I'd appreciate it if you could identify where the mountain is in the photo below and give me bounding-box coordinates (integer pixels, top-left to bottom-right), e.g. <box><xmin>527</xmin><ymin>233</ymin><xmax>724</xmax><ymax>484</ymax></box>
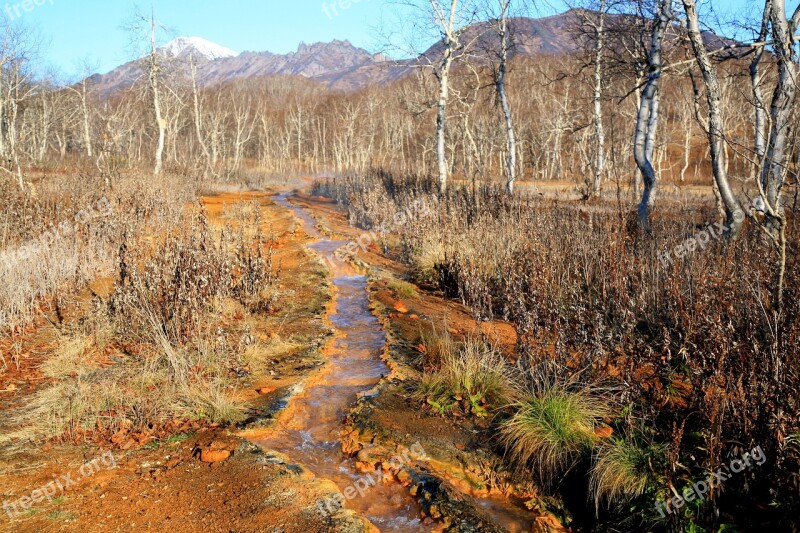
<box><xmin>162</xmin><ymin>37</ymin><xmax>239</xmax><ymax>61</ymax></box>
<box><xmin>198</xmin><ymin>40</ymin><xmax>384</xmax><ymax>85</ymax></box>
<box><xmin>86</xmin><ymin>11</ymin><xmax>742</xmax><ymax>97</ymax></box>
<box><xmin>87</xmin><ymin>38</ymin><xmax>388</xmax><ymax>98</ymax></box>
<box><xmin>85</xmin><ymin>11</ymin><xmax>614</xmax><ymax>97</ymax></box>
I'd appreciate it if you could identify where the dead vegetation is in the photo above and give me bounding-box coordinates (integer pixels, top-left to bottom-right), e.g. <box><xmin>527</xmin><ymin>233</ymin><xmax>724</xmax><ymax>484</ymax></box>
<box><xmin>320</xmin><ymin>170</ymin><xmax>800</xmax><ymax>530</ymax></box>
<box><xmin>0</xmin><ymin>172</ymin><xmax>294</xmax><ymax>450</ymax></box>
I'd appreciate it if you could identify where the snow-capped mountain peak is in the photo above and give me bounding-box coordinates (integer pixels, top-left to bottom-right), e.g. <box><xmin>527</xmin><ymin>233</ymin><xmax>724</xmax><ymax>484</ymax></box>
<box><xmin>162</xmin><ymin>37</ymin><xmax>238</xmax><ymax>60</ymax></box>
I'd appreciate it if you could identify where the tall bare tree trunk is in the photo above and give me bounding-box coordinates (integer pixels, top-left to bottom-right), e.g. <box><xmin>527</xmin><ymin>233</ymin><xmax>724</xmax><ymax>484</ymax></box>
<box><xmin>149</xmin><ymin>11</ymin><xmax>165</xmax><ymax>178</ymax></box>
<box><xmin>760</xmin><ymin>0</ymin><xmax>799</xmax><ymax>223</ymax></box>
<box><xmin>750</xmin><ymin>0</ymin><xmax>771</xmax><ymax>180</ymax></box>
<box><xmin>494</xmin><ymin>0</ymin><xmax>517</xmax><ymax>194</ymax></box>
<box><xmin>682</xmin><ymin>0</ymin><xmax>745</xmax><ymax>237</ymax></box>
<box><xmin>190</xmin><ymin>53</ymin><xmax>212</xmax><ymax>175</ymax></box>
<box><xmin>78</xmin><ymin>74</ymin><xmax>93</xmax><ymax>159</ymax></box>
<box><xmin>590</xmin><ymin>0</ymin><xmax>607</xmax><ymax>197</ymax></box>
<box><xmin>634</xmin><ymin>0</ymin><xmax>672</xmax><ymax>230</ymax></box>
<box><xmin>758</xmin><ymin>0</ymin><xmax>798</xmax><ymax>313</ymax></box>
<box><xmin>433</xmin><ymin>0</ymin><xmax>459</xmax><ymax>194</ymax></box>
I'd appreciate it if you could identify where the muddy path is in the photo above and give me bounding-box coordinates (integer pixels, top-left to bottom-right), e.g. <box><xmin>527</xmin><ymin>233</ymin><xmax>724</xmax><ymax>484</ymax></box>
<box><xmin>251</xmin><ymin>193</ymin><xmax>545</xmax><ymax>532</ymax></box>
<box><xmin>253</xmin><ymin>193</ymin><xmax>430</xmax><ymax>531</ymax></box>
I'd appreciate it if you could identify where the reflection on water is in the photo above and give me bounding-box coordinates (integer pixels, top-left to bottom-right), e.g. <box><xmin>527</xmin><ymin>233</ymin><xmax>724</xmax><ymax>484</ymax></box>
<box><xmin>257</xmin><ymin>193</ymin><xmax>537</xmax><ymax>532</ymax></box>
<box><xmin>256</xmin><ymin>194</ymin><xmax>430</xmax><ymax>531</ymax></box>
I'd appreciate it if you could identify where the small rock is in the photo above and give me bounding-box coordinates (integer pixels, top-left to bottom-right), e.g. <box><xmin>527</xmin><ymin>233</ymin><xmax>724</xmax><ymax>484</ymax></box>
<box><xmin>257</xmin><ymin>387</ymin><xmax>276</xmax><ymax>395</ymax></box>
<box><xmin>594</xmin><ymin>426</ymin><xmax>613</xmax><ymax>439</ymax></box>
<box><xmin>200</xmin><ymin>449</ymin><xmax>231</xmax><ymax>463</ymax></box>
<box><xmin>111</xmin><ymin>430</ymin><xmax>128</xmax><ymax>444</ymax></box>
<box><xmin>166</xmin><ymin>456</ymin><xmax>182</xmax><ymax>469</ymax></box>
<box><xmin>393</xmin><ymin>301</ymin><xmax>410</xmax><ymax>314</ymax></box>
<box><xmin>396</xmin><ymin>469</ymin><xmax>411</xmax><ymax>485</ymax></box>
<box><xmin>355</xmin><ymin>461</ymin><xmax>374</xmax><ymax>474</ymax></box>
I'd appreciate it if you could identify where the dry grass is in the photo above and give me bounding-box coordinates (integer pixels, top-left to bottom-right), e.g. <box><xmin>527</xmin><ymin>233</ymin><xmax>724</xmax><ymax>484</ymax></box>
<box><xmin>419</xmin><ymin>324</ymin><xmax>458</xmax><ymax>367</ymax></box>
<box><xmin>0</xmin><ymin>227</ymin><xmax>114</xmax><ymax>335</ymax></box>
<box><xmin>416</xmin><ymin>335</ymin><xmax>514</xmax><ymax>417</ymax></box>
<box><xmin>242</xmin><ymin>335</ymin><xmax>303</xmax><ymax>374</ymax></box>
<box><xmin>387</xmin><ymin>278</ymin><xmax>417</xmax><ymax>299</ymax></box>
<box><xmin>40</xmin><ymin>333</ymin><xmax>95</xmax><ymax>380</ymax></box>
<box><xmin>1</xmin><ymin>177</ymin><xmax>281</xmax><ymax>446</ymax></box>
<box><xmin>0</xmin><ymin>171</ymin><xmax>197</xmax><ymax>337</ymax></box>
<box><xmin>590</xmin><ymin>437</ymin><xmax>666</xmax><ymax>511</ymax></box>
<box><xmin>3</xmin><ymin>318</ymin><xmax>248</xmax><ymax>446</ymax></box>
<box><xmin>501</xmin><ymin>377</ymin><xmax>612</xmax><ymax>484</ymax></box>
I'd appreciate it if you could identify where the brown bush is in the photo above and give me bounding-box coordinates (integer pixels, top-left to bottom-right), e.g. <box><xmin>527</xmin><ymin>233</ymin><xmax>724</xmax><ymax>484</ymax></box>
<box><xmin>320</xmin><ymin>170</ymin><xmax>800</xmax><ymax>530</ymax></box>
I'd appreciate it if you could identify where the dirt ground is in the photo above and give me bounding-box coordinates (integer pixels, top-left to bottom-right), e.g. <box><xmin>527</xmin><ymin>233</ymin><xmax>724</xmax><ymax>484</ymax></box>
<box><xmin>0</xmin><ymin>189</ymin><xmax>564</xmax><ymax>533</ymax></box>
<box><xmin>0</xmin><ymin>191</ymin><xmax>372</xmax><ymax>533</ymax></box>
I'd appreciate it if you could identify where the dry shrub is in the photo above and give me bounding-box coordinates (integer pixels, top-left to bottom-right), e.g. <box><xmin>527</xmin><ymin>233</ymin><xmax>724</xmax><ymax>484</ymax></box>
<box><xmin>0</xmin><ymin>171</ymin><xmax>198</xmax><ymax>338</ymax></box>
<box><xmin>111</xmin><ymin>213</ymin><xmax>233</xmax><ymax>345</ymax></box>
<box><xmin>1</xmin><ymin>177</ymin><xmax>281</xmax><ymax>445</ymax></box>
<box><xmin>320</xmin><ymin>170</ymin><xmax>800</xmax><ymax>527</ymax></box>
<box><xmin>111</xmin><ymin>209</ymin><xmax>276</xmax><ymax>346</ymax></box>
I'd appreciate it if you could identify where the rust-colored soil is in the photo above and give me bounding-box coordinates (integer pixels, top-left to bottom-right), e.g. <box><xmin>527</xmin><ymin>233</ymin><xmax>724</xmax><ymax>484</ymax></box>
<box><xmin>1</xmin><ymin>189</ymin><xmax>565</xmax><ymax>533</ymax></box>
<box><xmin>0</xmin><ymin>430</ymin><xmax>358</xmax><ymax>532</ymax></box>
<box><xmin>0</xmin><ymin>190</ymin><xmax>364</xmax><ymax>533</ymax></box>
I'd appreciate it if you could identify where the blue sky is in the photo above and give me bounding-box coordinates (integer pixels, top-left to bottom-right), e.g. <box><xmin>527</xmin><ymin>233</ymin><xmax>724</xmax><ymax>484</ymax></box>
<box><xmin>4</xmin><ymin>0</ymin><xmax>790</xmax><ymax>81</ymax></box>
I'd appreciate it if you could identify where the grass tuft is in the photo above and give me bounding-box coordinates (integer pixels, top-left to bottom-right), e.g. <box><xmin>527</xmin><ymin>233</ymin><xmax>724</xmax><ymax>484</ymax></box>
<box><xmin>416</xmin><ymin>336</ymin><xmax>513</xmax><ymax>417</ymax></box>
<box><xmin>501</xmin><ymin>377</ymin><xmax>612</xmax><ymax>483</ymax></box>
<box><xmin>590</xmin><ymin>437</ymin><xmax>666</xmax><ymax>511</ymax></box>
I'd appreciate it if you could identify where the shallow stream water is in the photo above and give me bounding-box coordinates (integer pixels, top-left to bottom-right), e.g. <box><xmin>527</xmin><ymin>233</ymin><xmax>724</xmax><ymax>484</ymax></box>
<box><xmin>256</xmin><ymin>193</ymin><xmax>535</xmax><ymax>532</ymax></box>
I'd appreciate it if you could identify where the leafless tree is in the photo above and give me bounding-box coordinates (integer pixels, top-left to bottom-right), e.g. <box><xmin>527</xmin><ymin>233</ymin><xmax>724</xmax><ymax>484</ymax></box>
<box><xmin>66</xmin><ymin>62</ymin><xmax>96</xmax><ymax>159</ymax></box>
<box><xmin>0</xmin><ymin>21</ymin><xmax>38</xmax><ymax>191</ymax></box>
<box><xmin>750</xmin><ymin>0</ymin><xmax>771</xmax><ymax>181</ymax></box>
<box><xmin>759</xmin><ymin>0</ymin><xmax>799</xmax><ymax>227</ymax></box>
<box><xmin>483</xmin><ymin>0</ymin><xmax>519</xmax><ymax>193</ymax></box>
<box><xmin>574</xmin><ymin>0</ymin><xmax>617</xmax><ymax>197</ymax></box>
<box><xmin>633</xmin><ymin>0</ymin><xmax>673</xmax><ymax>230</ymax></box>
<box><xmin>681</xmin><ymin>0</ymin><xmax>745</xmax><ymax>236</ymax></box>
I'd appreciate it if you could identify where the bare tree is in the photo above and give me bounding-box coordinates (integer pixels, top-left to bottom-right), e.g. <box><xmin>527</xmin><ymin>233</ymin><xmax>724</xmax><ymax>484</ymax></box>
<box><xmin>0</xmin><ymin>21</ymin><xmax>37</xmax><ymax>191</ymax></box>
<box><xmin>148</xmin><ymin>10</ymin><xmax>166</xmax><ymax>177</ymax></box>
<box><xmin>486</xmin><ymin>0</ymin><xmax>518</xmax><ymax>194</ymax></box>
<box><xmin>395</xmin><ymin>0</ymin><xmax>479</xmax><ymax>192</ymax></box>
<box><xmin>750</xmin><ymin>0</ymin><xmax>771</xmax><ymax>180</ymax></box>
<box><xmin>189</xmin><ymin>53</ymin><xmax>212</xmax><ymax>176</ymax></box>
<box><xmin>746</xmin><ymin>0</ymin><xmax>800</xmax><ymax>313</ymax></box>
<box><xmin>681</xmin><ymin>0</ymin><xmax>745</xmax><ymax>237</ymax></box>
<box><xmin>431</xmin><ymin>0</ymin><xmax>463</xmax><ymax>193</ymax></box>
<box><xmin>759</xmin><ymin>0</ymin><xmax>799</xmax><ymax>226</ymax></box>
<box><xmin>66</xmin><ymin>62</ymin><xmax>96</xmax><ymax>159</ymax></box>
<box><xmin>123</xmin><ymin>8</ymin><xmax>169</xmax><ymax>177</ymax></box>
<box><xmin>575</xmin><ymin>0</ymin><xmax>613</xmax><ymax>197</ymax></box>
<box><xmin>634</xmin><ymin>0</ymin><xmax>673</xmax><ymax>230</ymax></box>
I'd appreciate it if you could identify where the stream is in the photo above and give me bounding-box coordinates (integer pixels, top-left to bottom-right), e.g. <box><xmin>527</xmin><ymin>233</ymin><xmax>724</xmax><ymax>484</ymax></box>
<box><xmin>255</xmin><ymin>193</ymin><xmax>535</xmax><ymax>532</ymax></box>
